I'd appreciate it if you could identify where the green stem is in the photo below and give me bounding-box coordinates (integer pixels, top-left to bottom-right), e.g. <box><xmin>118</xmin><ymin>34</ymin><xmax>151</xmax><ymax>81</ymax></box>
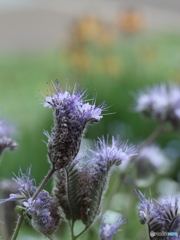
<box><xmin>32</xmin><ymin>167</ymin><xmax>56</xmax><ymax>201</ymax></box>
<box><xmin>69</xmin><ymin>221</ymin><xmax>75</xmax><ymax>240</ymax></box>
<box><xmin>48</xmin><ymin>235</ymin><xmax>55</xmax><ymax>240</ymax></box>
<box><xmin>74</xmin><ymin>226</ymin><xmax>89</xmax><ymax>240</ymax></box>
<box><xmin>104</xmin><ymin>173</ymin><xmax>125</xmax><ymax>210</ymax></box>
<box><xmin>11</xmin><ymin>214</ymin><xmax>24</xmax><ymax>240</ymax></box>
<box><xmin>69</xmin><ymin>219</ymin><xmax>89</xmax><ymax>240</ymax></box>
<box><xmin>139</xmin><ymin>122</ymin><xmax>165</xmax><ymax>151</ymax></box>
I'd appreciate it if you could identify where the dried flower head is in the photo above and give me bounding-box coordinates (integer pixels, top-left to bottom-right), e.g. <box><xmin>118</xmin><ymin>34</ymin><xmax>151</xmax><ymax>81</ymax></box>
<box><xmin>0</xmin><ymin>119</ymin><xmax>17</xmax><ymax>158</ymax></box>
<box><xmin>53</xmin><ymin>136</ymin><xmax>137</xmax><ymax>227</ymax></box>
<box><xmin>135</xmin><ymin>189</ymin><xmax>180</xmax><ymax>239</ymax></box>
<box><xmin>43</xmin><ymin>80</ymin><xmax>107</xmax><ymax>169</ymax></box>
<box><xmin>0</xmin><ymin>168</ymin><xmax>60</xmax><ymax>237</ymax></box>
<box><xmin>135</xmin><ymin>83</ymin><xmax>180</xmax><ymax>128</ymax></box>
<box><xmin>100</xmin><ymin>213</ymin><xmax>126</xmax><ymax>240</ymax></box>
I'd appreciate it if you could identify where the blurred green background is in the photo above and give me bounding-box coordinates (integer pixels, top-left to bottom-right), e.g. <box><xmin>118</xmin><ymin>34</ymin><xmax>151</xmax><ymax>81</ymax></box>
<box><xmin>1</xmin><ymin>1</ymin><xmax>180</xmax><ymax>239</ymax></box>
<box><xmin>1</xmin><ymin>32</ymin><xmax>180</xmax><ymax>183</ymax></box>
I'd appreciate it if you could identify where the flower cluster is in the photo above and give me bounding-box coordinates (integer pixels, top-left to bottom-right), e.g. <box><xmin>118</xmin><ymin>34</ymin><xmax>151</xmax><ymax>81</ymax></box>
<box><xmin>135</xmin><ymin>189</ymin><xmax>180</xmax><ymax>240</ymax></box>
<box><xmin>0</xmin><ymin>168</ymin><xmax>60</xmax><ymax>237</ymax></box>
<box><xmin>43</xmin><ymin>81</ymin><xmax>107</xmax><ymax>169</ymax></box>
<box><xmin>0</xmin><ymin>80</ymin><xmax>140</xmax><ymax>240</ymax></box>
<box><xmin>135</xmin><ymin>83</ymin><xmax>180</xmax><ymax>128</ymax></box>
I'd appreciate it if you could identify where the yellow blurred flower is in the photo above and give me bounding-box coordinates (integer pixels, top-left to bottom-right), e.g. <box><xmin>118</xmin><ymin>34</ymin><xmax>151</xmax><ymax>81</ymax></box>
<box><xmin>75</xmin><ymin>15</ymin><xmax>102</xmax><ymax>42</ymax></box>
<box><xmin>68</xmin><ymin>14</ymin><xmax>112</xmax><ymax>46</ymax></box>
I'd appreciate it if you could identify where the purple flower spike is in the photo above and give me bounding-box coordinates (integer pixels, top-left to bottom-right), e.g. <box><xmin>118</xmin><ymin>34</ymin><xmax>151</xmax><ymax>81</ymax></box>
<box><xmin>100</xmin><ymin>213</ymin><xmax>126</xmax><ymax>240</ymax></box>
<box><xmin>42</xmin><ymin>81</ymin><xmax>107</xmax><ymax>169</ymax></box>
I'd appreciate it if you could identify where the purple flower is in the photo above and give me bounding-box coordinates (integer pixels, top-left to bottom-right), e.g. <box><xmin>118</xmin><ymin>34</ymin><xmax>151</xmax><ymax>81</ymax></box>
<box><xmin>28</xmin><ymin>190</ymin><xmax>60</xmax><ymax>237</ymax></box>
<box><xmin>0</xmin><ymin>118</ymin><xmax>17</xmax><ymax>158</ymax></box>
<box><xmin>135</xmin><ymin>189</ymin><xmax>180</xmax><ymax>239</ymax></box>
<box><xmin>135</xmin><ymin>189</ymin><xmax>155</xmax><ymax>225</ymax></box>
<box><xmin>42</xmin><ymin>81</ymin><xmax>107</xmax><ymax>169</ymax></box>
<box><xmin>135</xmin><ymin>83</ymin><xmax>180</xmax><ymax>128</ymax></box>
<box><xmin>87</xmin><ymin>136</ymin><xmax>137</xmax><ymax>173</ymax></box>
<box><xmin>0</xmin><ymin>119</ymin><xmax>14</xmax><ymax>137</ymax></box>
<box><xmin>135</xmin><ymin>145</ymin><xmax>168</xmax><ymax>186</ymax></box>
<box><xmin>0</xmin><ymin>168</ymin><xmax>60</xmax><ymax>237</ymax></box>
<box><xmin>100</xmin><ymin>213</ymin><xmax>126</xmax><ymax>240</ymax></box>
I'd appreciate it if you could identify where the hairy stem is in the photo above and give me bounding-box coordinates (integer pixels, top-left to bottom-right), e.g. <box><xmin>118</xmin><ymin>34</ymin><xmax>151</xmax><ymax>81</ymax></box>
<box><xmin>32</xmin><ymin>167</ymin><xmax>56</xmax><ymax>201</ymax></box>
<box><xmin>139</xmin><ymin>122</ymin><xmax>165</xmax><ymax>151</ymax></box>
<box><xmin>69</xmin><ymin>221</ymin><xmax>76</xmax><ymax>240</ymax></box>
<box><xmin>69</xmin><ymin>219</ymin><xmax>88</xmax><ymax>240</ymax></box>
<box><xmin>48</xmin><ymin>236</ymin><xmax>55</xmax><ymax>240</ymax></box>
<box><xmin>74</xmin><ymin>226</ymin><xmax>89</xmax><ymax>239</ymax></box>
<box><xmin>104</xmin><ymin>173</ymin><xmax>125</xmax><ymax>210</ymax></box>
<box><xmin>11</xmin><ymin>214</ymin><xmax>24</xmax><ymax>240</ymax></box>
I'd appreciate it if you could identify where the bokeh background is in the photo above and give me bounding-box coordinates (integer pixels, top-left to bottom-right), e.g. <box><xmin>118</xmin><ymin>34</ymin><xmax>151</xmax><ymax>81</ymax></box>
<box><xmin>1</xmin><ymin>0</ymin><xmax>180</xmax><ymax>239</ymax></box>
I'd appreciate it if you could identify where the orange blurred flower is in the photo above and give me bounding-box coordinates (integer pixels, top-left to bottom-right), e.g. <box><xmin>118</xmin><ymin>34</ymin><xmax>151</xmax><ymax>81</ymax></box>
<box><xmin>117</xmin><ymin>8</ymin><xmax>145</xmax><ymax>33</ymax></box>
<box><xmin>69</xmin><ymin>15</ymin><xmax>112</xmax><ymax>46</ymax></box>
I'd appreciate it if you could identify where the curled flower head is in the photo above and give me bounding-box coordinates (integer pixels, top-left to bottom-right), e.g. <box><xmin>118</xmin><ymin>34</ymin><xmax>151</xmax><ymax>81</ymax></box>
<box><xmin>0</xmin><ymin>168</ymin><xmax>60</xmax><ymax>237</ymax></box>
<box><xmin>135</xmin><ymin>83</ymin><xmax>180</xmax><ymax>128</ymax></box>
<box><xmin>135</xmin><ymin>189</ymin><xmax>180</xmax><ymax>239</ymax></box>
<box><xmin>42</xmin><ymin>80</ymin><xmax>107</xmax><ymax>169</ymax></box>
<box><xmin>100</xmin><ymin>213</ymin><xmax>126</xmax><ymax>240</ymax></box>
<box><xmin>53</xmin><ymin>136</ymin><xmax>136</xmax><ymax>227</ymax></box>
<box><xmin>80</xmin><ymin>136</ymin><xmax>136</xmax><ymax>225</ymax></box>
<box><xmin>0</xmin><ymin>118</ymin><xmax>17</xmax><ymax>158</ymax></box>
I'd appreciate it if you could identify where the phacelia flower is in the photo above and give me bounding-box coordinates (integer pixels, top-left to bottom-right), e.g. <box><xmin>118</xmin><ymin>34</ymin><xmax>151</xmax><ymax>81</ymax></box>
<box><xmin>100</xmin><ymin>213</ymin><xmax>126</xmax><ymax>240</ymax></box>
<box><xmin>135</xmin><ymin>189</ymin><xmax>180</xmax><ymax>240</ymax></box>
<box><xmin>0</xmin><ymin>168</ymin><xmax>60</xmax><ymax>237</ymax></box>
<box><xmin>135</xmin><ymin>145</ymin><xmax>168</xmax><ymax>185</ymax></box>
<box><xmin>0</xmin><ymin>118</ymin><xmax>17</xmax><ymax>158</ymax></box>
<box><xmin>43</xmin><ymin>80</ymin><xmax>107</xmax><ymax>169</ymax></box>
<box><xmin>135</xmin><ymin>83</ymin><xmax>180</xmax><ymax>128</ymax></box>
<box><xmin>88</xmin><ymin>136</ymin><xmax>137</xmax><ymax>173</ymax></box>
<box><xmin>53</xmin><ymin>136</ymin><xmax>137</xmax><ymax>227</ymax></box>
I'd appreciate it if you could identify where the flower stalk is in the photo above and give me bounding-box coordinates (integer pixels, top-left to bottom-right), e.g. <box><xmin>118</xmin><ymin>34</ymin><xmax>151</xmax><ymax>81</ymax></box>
<box><xmin>139</xmin><ymin>122</ymin><xmax>165</xmax><ymax>151</ymax></box>
<box><xmin>11</xmin><ymin>214</ymin><xmax>24</xmax><ymax>240</ymax></box>
<box><xmin>32</xmin><ymin>167</ymin><xmax>56</xmax><ymax>201</ymax></box>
